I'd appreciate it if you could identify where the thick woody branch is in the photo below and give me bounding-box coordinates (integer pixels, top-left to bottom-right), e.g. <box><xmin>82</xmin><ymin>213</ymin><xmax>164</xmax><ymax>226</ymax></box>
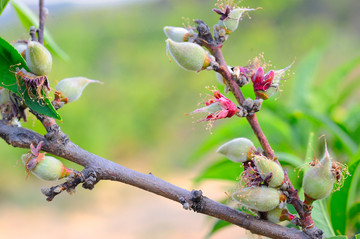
<box><xmin>0</xmin><ymin>120</ymin><xmax>308</xmax><ymax>239</ymax></box>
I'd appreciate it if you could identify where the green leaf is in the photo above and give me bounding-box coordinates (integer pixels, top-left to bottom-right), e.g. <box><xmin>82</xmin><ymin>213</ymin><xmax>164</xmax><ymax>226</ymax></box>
<box><xmin>206</xmin><ymin>220</ymin><xmax>231</xmax><ymax>238</ymax></box>
<box><xmin>312</xmin><ymin>200</ymin><xmax>336</xmax><ymax>237</ymax></box>
<box><xmin>325</xmin><ymin>236</ymin><xmax>348</xmax><ymax>239</ymax></box>
<box><xmin>277</xmin><ymin>152</ymin><xmax>303</xmax><ymax>167</ymax></box>
<box><xmin>323</xmin><ymin>56</ymin><xmax>360</xmax><ymax>110</ymax></box>
<box><xmin>0</xmin><ymin>0</ymin><xmax>9</xmax><ymax>15</ymax></box>
<box><xmin>348</xmin><ymin>202</ymin><xmax>360</xmax><ymax>221</ymax></box>
<box><xmin>0</xmin><ymin>37</ymin><xmax>62</xmax><ymax>120</ymax></box>
<box><xmin>10</xmin><ymin>0</ymin><xmax>69</xmax><ymax>61</ymax></box>
<box><xmin>290</xmin><ymin>46</ymin><xmax>325</xmax><ymax>110</ymax></box>
<box><xmin>304</xmin><ymin>111</ymin><xmax>358</xmax><ymax>155</ymax></box>
<box><xmin>355</xmin><ymin>234</ymin><xmax>360</xmax><ymax>239</ymax></box>
<box><xmin>195</xmin><ymin>158</ymin><xmax>243</xmax><ymax>182</ymax></box>
<box><xmin>329</xmin><ymin>159</ymin><xmax>360</xmax><ymax>235</ymax></box>
<box><xmin>187</xmin><ymin>119</ymin><xmax>249</xmax><ymax>165</ymax></box>
<box><xmin>304</xmin><ymin>132</ymin><xmax>315</xmax><ymax>164</ymax></box>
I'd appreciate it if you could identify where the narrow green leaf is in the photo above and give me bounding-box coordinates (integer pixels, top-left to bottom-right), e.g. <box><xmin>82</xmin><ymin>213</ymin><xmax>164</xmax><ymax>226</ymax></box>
<box><xmin>290</xmin><ymin>46</ymin><xmax>325</xmax><ymax>110</ymax></box>
<box><xmin>305</xmin><ymin>132</ymin><xmax>315</xmax><ymax>164</ymax></box>
<box><xmin>187</xmin><ymin>119</ymin><xmax>249</xmax><ymax>165</ymax></box>
<box><xmin>312</xmin><ymin>200</ymin><xmax>336</xmax><ymax>237</ymax></box>
<box><xmin>355</xmin><ymin>234</ymin><xmax>360</xmax><ymax>239</ymax></box>
<box><xmin>329</xmin><ymin>159</ymin><xmax>360</xmax><ymax>235</ymax></box>
<box><xmin>277</xmin><ymin>152</ymin><xmax>303</xmax><ymax>167</ymax></box>
<box><xmin>323</xmin><ymin>56</ymin><xmax>360</xmax><ymax>109</ymax></box>
<box><xmin>325</xmin><ymin>236</ymin><xmax>348</xmax><ymax>239</ymax></box>
<box><xmin>348</xmin><ymin>202</ymin><xmax>360</xmax><ymax>221</ymax></box>
<box><xmin>347</xmin><ymin>160</ymin><xmax>360</xmax><ymax>213</ymax></box>
<box><xmin>0</xmin><ymin>0</ymin><xmax>10</xmax><ymax>15</ymax></box>
<box><xmin>206</xmin><ymin>220</ymin><xmax>231</xmax><ymax>238</ymax></box>
<box><xmin>0</xmin><ymin>37</ymin><xmax>61</xmax><ymax>120</ymax></box>
<box><xmin>195</xmin><ymin>158</ymin><xmax>243</xmax><ymax>182</ymax></box>
<box><xmin>304</xmin><ymin>111</ymin><xmax>358</xmax><ymax>155</ymax></box>
<box><xmin>10</xmin><ymin>0</ymin><xmax>69</xmax><ymax>61</ymax></box>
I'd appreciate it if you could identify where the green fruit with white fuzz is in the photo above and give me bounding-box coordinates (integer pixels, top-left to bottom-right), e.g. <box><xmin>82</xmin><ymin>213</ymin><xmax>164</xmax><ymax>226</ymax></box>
<box><xmin>12</xmin><ymin>42</ymin><xmax>27</xmax><ymax>56</ymax></box>
<box><xmin>219</xmin><ymin>8</ymin><xmax>255</xmax><ymax>33</ymax></box>
<box><xmin>166</xmin><ymin>39</ymin><xmax>211</xmax><ymax>71</ymax></box>
<box><xmin>266</xmin><ymin>207</ymin><xmax>295</xmax><ymax>223</ymax></box>
<box><xmin>26</xmin><ymin>40</ymin><xmax>52</xmax><ymax>76</ymax></box>
<box><xmin>232</xmin><ymin>186</ymin><xmax>282</xmax><ymax>212</ymax></box>
<box><xmin>217</xmin><ymin>137</ymin><xmax>255</xmax><ymax>163</ymax></box>
<box><xmin>0</xmin><ymin>88</ymin><xmax>10</xmax><ymax>106</ymax></box>
<box><xmin>303</xmin><ymin>149</ymin><xmax>335</xmax><ymax>201</ymax></box>
<box><xmin>55</xmin><ymin>77</ymin><xmax>103</xmax><ymax>103</ymax></box>
<box><xmin>21</xmin><ymin>154</ymin><xmax>69</xmax><ymax>181</ymax></box>
<box><xmin>163</xmin><ymin>26</ymin><xmax>191</xmax><ymax>42</ymax></box>
<box><xmin>254</xmin><ymin>155</ymin><xmax>285</xmax><ymax>187</ymax></box>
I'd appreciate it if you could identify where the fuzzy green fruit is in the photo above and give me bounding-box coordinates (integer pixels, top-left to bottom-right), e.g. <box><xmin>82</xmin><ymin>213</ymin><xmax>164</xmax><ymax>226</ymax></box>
<box><xmin>303</xmin><ymin>150</ymin><xmax>335</xmax><ymax>200</ymax></box>
<box><xmin>254</xmin><ymin>155</ymin><xmax>284</xmax><ymax>187</ymax></box>
<box><xmin>232</xmin><ymin>186</ymin><xmax>282</xmax><ymax>212</ymax></box>
<box><xmin>0</xmin><ymin>88</ymin><xmax>10</xmax><ymax>106</ymax></box>
<box><xmin>218</xmin><ymin>8</ymin><xmax>255</xmax><ymax>33</ymax></box>
<box><xmin>217</xmin><ymin>137</ymin><xmax>254</xmax><ymax>163</ymax></box>
<box><xmin>22</xmin><ymin>154</ymin><xmax>69</xmax><ymax>181</ymax></box>
<box><xmin>166</xmin><ymin>39</ymin><xmax>211</xmax><ymax>71</ymax></box>
<box><xmin>55</xmin><ymin>77</ymin><xmax>103</xmax><ymax>103</ymax></box>
<box><xmin>266</xmin><ymin>207</ymin><xmax>295</xmax><ymax>223</ymax></box>
<box><xmin>163</xmin><ymin>26</ymin><xmax>191</xmax><ymax>42</ymax></box>
<box><xmin>26</xmin><ymin>40</ymin><xmax>52</xmax><ymax>76</ymax></box>
<box><xmin>12</xmin><ymin>42</ymin><xmax>27</xmax><ymax>56</ymax></box>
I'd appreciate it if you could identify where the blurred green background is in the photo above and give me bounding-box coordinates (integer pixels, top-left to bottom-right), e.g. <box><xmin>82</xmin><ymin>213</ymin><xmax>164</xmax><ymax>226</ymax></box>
<box><xmin>0</xmin><ymin>0</ymin><xmax>359</xmax><ymax>238</ymax></box>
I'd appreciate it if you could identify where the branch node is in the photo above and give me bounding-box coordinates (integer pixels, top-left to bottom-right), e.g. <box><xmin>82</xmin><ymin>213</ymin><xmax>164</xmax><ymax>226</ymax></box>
<box><xmin>190</xmin><ymin>189</ymin><xmax>204</xmax><ymax>212</ymax></box>
<box><xmin>29</xmin><ymin>26</ymin><xmax>37</xmax><ymax>41</ymax></box>
<box><xmin>303</xmin><ymin>226</ymin><xmax>324</xmax><ymax>239</ymax></box>
<box><xmin>194</xmin><ymin>19</ymin><xmax>214</xmax><ymax>46</ymax></box>
<box><xmin>44</xmin><ymin>124</ymin><xmax>69</xmax><ymax>145</ymax></box>
<box><xmin>40</xmin><ymin>169</ymin><xmax>98</xmax><ymax>201</ymax></box>
<box><xmin>82</xmin><ymin>169</ymin><xmax>98</xmax><ymax>190</ymax></box>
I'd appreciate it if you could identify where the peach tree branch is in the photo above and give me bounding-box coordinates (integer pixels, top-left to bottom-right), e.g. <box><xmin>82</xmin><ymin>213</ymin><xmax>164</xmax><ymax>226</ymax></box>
<box><xmin>0</xmin><ymin>119</ymin><xmax>309</xmax><ymax>239</ymax></box>
<box><xmin>193</xmin><ymin>20</ymin><xmax>323</xmax><ymax>239</ymax></box>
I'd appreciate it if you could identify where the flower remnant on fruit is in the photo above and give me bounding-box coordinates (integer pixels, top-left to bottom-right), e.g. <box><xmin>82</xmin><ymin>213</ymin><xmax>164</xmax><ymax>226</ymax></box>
<box><xmin>188</xmin><ymin>89</ymin><xmax>239</xmax><ymax>130</ymax></box>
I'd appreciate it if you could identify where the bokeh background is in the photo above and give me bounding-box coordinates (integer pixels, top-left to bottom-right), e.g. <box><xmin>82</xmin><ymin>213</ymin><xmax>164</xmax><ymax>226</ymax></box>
<box><xmin>0</xmin><ymin>0</ymin><xmax>359</xmax><ymax>238</ymax></box>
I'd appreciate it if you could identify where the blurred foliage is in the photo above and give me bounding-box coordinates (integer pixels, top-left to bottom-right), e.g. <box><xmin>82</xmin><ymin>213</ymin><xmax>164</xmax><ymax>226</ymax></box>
<box><xmin>0</xmin><ymin>0</ymin><xmax>359</xmax><ymax>238</ymax></box>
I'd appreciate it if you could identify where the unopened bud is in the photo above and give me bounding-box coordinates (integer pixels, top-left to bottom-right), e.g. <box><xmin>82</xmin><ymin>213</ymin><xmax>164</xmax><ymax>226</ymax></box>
<box><xmin>25</xmin><ymin>40</ymin><xmax>52</xmax><ymax>76</ymax></box>
<box><xmin>55</xmin><ymin>77</ymin><xmax>103</xmax><ymax>103</ymax></box>
<box><xmin>163</xmin><ymin>26</ymin><xmax>193</xmax><ymax>42</ymax></box>
<box><xmin>254</xmin><ymin>155</ymin><xmax>284</xmax><ymax>188</ymax></box>
<box><xmin>166</xmin><ymin>39</ymin><xmax>211</xmax><ymax>71</ymax></box>
<box><xmin>22</xmin><ymin>153</ymin><xmax>71</xmax><ymax>181</ymax></box>
<box><xmin>232</xmin><ymin>186</ymin><xmax>283</xmax><ymax>212</ymax></box>
<box><xmin>217</xmin><ymin>137</ymin><xmax>255</xmax><ymax>163</ymax></box>
<box><xmin>303</xmin><ymin>147</ymin><xmax>336</xmax><ymax>201</ymax></box>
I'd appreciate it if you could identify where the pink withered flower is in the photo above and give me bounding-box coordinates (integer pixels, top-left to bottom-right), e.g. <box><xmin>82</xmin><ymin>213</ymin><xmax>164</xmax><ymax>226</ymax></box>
<box><xmin>251</xmin><ymin>62</ymin><xmax>294</xmax><ymax>100</ymax></box>
<box><xmin>189</xmin><ymin>90</ymin><xmax>239</xmax><ymax>122</ymax></box>
<box><xmin>251</xmin><ymin>67</ymin><xmax>274</xmax><ymax>99</ymax></box>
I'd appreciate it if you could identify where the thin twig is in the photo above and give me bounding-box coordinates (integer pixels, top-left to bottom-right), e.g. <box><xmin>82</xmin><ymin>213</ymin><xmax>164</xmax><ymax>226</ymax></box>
<box><xmin>38</xmin><ymin>0</ymin><xmax>45</xmax><ymax>44</ymax></box>
<box><xmin>29</xmin><ymin>26</ymin><xmax>37</xmax><ymax>41</ymax></box>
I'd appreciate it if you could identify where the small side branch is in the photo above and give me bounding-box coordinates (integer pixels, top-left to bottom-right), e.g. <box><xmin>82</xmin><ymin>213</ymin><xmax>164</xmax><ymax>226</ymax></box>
<box><xmin>38</xmin><ymin>0</ymin><xmax>45</xmax><ymax>44</ymax></box>
<box><xmin>193</xmin><ymin>20</ymin><xmax>322</xmax><ymax>238</ymax></box>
